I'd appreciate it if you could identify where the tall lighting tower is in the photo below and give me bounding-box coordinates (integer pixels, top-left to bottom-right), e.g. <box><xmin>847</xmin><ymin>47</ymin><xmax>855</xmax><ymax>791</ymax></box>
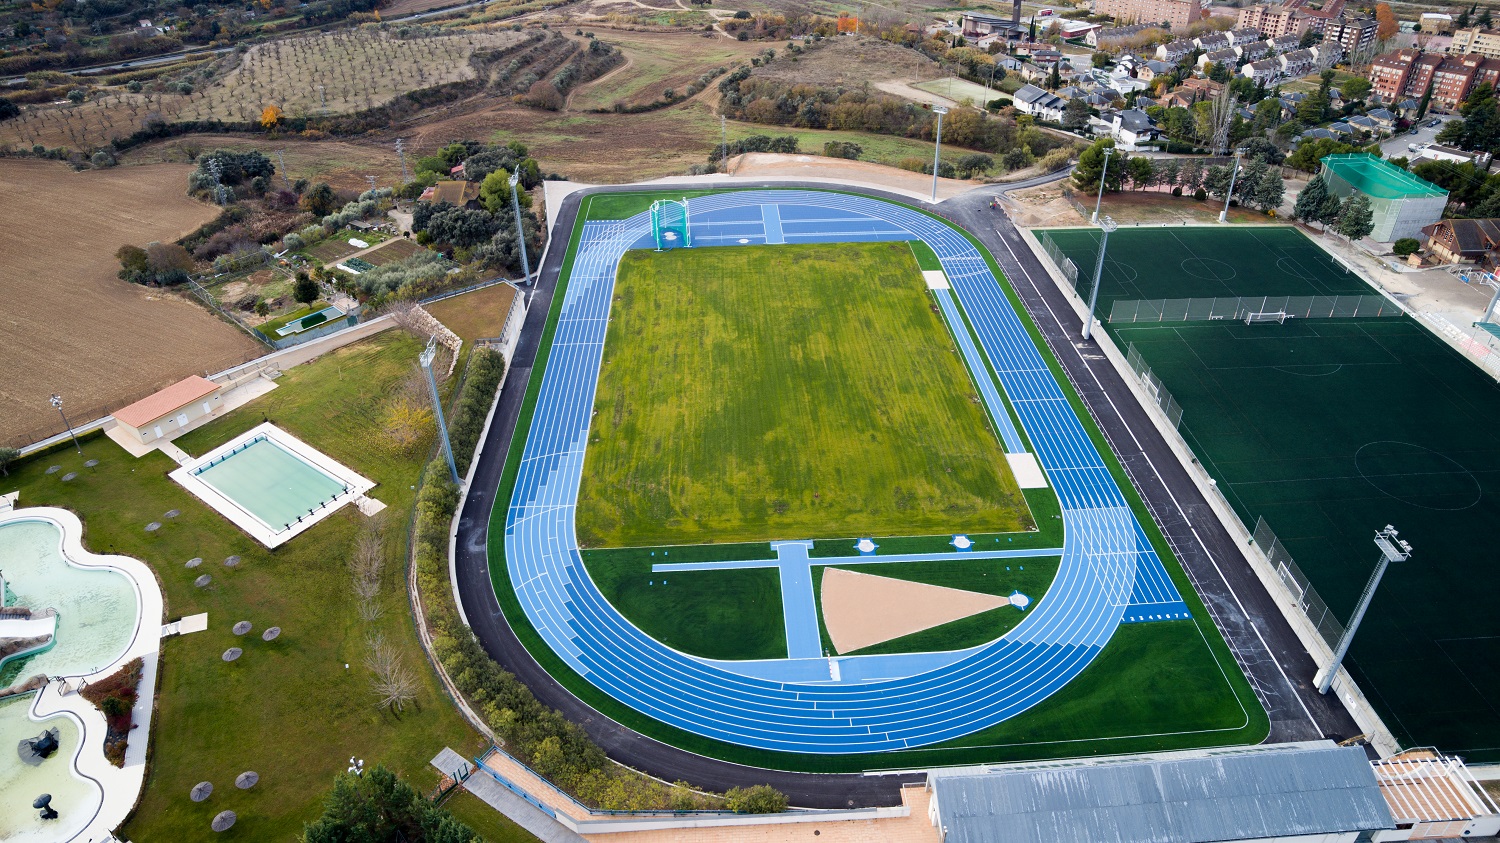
<box><xmin>1315</xmin><ymin>526</ymin><xmax>1412</xmax><ymax>694</ymax></box>
<box><xmin>930</xmin><ymin>105</ymin><xmax>949</xmax><ymax>203</ymax></box>
<box><xmin>1082</xmin><ymin>216</ymin><xmax>1117</xmax><ymax>341</ymax></box>
<box><xmin>509</xmin><ymin>170</ymin><xmax>532</xmax><ymax>286</ymax></box>
<box><xmin>419</xmin><ymin>337</ymin><xmax>460</xmax><ymax>486</ymax></box>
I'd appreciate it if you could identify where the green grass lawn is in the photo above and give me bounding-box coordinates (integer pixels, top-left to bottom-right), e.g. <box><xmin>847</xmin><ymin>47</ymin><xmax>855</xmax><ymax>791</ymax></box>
<box><xmin>914</xmin><ymin>76</ymin><xmax>1000</xmax><ymax>105</ymax></box>
<box><xmin>811</xmin><ymin>554</ymin><xmax>1061</xmax><ymax>656</ymax></box>
<box><xmin>257</xmin><ymin>301</ymin><xmax>330</xmax><ymax>336</ymax></box>
<box><xmin>575</xmin><ymin>241</ymin><xmax>1031</xmax><ymax>547</ymax></box>
<box><xmin>3</xmin><ymin>333</ymin><xmax>511</xmax><ymax>841</ymax></box>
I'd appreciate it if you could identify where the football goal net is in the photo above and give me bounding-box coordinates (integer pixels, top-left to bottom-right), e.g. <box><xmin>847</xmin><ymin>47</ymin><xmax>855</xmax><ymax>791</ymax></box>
<box><xmin>650</xmin><ymin>198</ymin><xmax>692</xmax><ymax>251</ymax></box>
<box><xmin>1245</xmin><ymin>311</ymin><xmax>1290</xmax><ymax>325</ymax></box>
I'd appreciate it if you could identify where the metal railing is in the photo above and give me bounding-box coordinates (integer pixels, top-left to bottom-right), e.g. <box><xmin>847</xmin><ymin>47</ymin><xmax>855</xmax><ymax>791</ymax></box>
<box><xmin>1109</xmin><ymin>294</ymin><xmax>1399</xmax><ymax>324</ymax></box>
<box><xmin>1036</xmin><ymin>230</ymin><xmax>1080</xmax><ymax>289</ymax></box>
<box><xmin>1252</xmin><ymin>517</ymin><xmax>1346</xmax><ymax>651</ymax></box>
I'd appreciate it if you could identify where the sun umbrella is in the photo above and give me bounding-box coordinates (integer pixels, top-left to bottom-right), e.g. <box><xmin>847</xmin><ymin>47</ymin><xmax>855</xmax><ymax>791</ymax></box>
<box><xmin>190</xmin><ymin>781</ymin><xmax>213</xmax><ymax>802</ymax></box>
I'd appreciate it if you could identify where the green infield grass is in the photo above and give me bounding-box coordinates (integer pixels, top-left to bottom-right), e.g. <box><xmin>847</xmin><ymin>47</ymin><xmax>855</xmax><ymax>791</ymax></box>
<box><xmin>576</xmin><ymin>240</ymin><xmax>1031</xmax><ymax>547</ymax></box>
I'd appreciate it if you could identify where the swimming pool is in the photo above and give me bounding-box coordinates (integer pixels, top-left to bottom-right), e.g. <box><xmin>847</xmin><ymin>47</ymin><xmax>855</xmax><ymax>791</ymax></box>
<box><xmin>0</xmin><ymin>520</ymin><xmax>136</xmax><ymax>683</ymax></box>
<box><xmin>171</xmin><ymin>423</ymin><xmax>376</xmax><ymax>548</ymax></box>
<box><xmin>0</xmin><ymin>694</ymin><xmax>95</xmax><ymax>843</ymax></box>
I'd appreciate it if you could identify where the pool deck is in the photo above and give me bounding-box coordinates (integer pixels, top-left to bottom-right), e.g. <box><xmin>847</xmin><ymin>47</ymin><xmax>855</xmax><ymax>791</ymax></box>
<box><xmin>168</xmin><ymin>422</ymin><xmax>377</xmax><ymax>549</ymax></box>
<box><xmin>0</xmin><ymin>506</ymin><xmax>164</xmax><ymax>843</ymax></box>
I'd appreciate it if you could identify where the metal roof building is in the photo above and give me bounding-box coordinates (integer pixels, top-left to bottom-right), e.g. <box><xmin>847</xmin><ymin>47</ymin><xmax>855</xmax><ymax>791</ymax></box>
<box><xmin>1319</xmin><ymin>153</ymin><xmax>1449</xmax><ymax>242</ymax></box>
<box><xmin>928</xmin><ymin>741</ymin><xmax>1393</xmax><ymax>843</ymax></box>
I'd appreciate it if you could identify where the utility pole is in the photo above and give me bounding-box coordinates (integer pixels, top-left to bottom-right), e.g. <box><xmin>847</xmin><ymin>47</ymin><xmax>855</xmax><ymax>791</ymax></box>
<box><xmin>1082</xmin><ymin>216</ymin><xmax>1117</xmax><ymax>341</ymax></box>
<box><xmin>1219</xmin><ymin>147</ymin><xmax>1245</xmax><ymax>224</ymax></box>
<box><xmin>317</xmin><ymin>83</ymin><xmax>328</xmax><ymax>114</ymax></box>
<box><xmin>930</xmin><ymin>105</ymin><xmax>949</xmax><ymax>203</ymax></box>
<box><xmin>720</xmin><ymin>115</ymin><xmax>728</xmax><ymax>173</ymax></box>
<box><xmin>395</xmin><ymin>138</ymin><xmax>409</xmax><ymax>184</ymax></box>
<box><xmin>509</xmin><ymin>170</ymin><xmax>532</xmax><ymax>286</ymax></box>
<box><xmin>366</xmin><ymin>175</ymin><xmax>377</xmax><ymax>193</ymax></box>
<box><xmin>50</xmin><ymin>394</ymin><xmax>82</xmax><ymax>455</ymax></box>
<box><xmin>1316</xmin><ymin>526</ymin><xmax>1411</xmax><ymax>694</ymax></box>
<box><xmin>1091</xmin><ymin>147</ymin><xmax>1113</xmax><ymax>225</ymax></box>
<box><xmin>419</xmin><ymin>337</ymin><xmax>460</xmax><ymax>486</ymax></box>
<box><xmin>276</xmin><ymin>149</ymin><xmax>290</xmax><ymax>188</ymax></box>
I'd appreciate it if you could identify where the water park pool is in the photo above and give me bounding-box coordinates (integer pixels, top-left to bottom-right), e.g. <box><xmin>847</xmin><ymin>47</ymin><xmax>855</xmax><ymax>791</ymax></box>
<box><xmin>0</xmin><ymin>520</ymin><xmax>137</xmax><ymax>683</ymax></box>
<box><xmin>170</xmin><ymin>423</ymin><xmax>375</xmax><ymax>548</ymax></box>
<box><xmin>0</xmin><ymin>694</ymin><xmax>94</xmax><ymax>843</ymax></box>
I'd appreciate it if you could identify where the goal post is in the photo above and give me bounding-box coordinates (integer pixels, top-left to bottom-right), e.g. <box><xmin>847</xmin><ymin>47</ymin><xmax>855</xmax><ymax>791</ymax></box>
<box><xmin>649</xmin><ymin>198</ymin><xmax>692</xmax><ymax>251</ymax></box>
<box><xmin>1245</xmin><ymin>311</ymin><xmax>1290</xmax><ymax>325</ymax></box>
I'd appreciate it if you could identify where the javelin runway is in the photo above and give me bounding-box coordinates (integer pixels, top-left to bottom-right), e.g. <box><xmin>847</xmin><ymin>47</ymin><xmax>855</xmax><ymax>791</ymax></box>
<box><xmin>502</xmin><ymin>189</ymin><xmax>1192</xmax><ymax>754</ymax></box>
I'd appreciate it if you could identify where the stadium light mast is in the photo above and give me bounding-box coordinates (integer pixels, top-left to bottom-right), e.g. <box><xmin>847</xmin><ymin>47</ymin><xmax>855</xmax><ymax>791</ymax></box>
<box><xmin>49</xmin><ymin>394</ymin><xmax>83</xmax><ymax>455</ymax></box>
<box><xmin>1479</xmin><ymin>277</ymin><xmax>1500</xmax><ymax>325</ymax></box>
<box><xmin>1082</xmin><ymin>216</ymin><xmax>1117</xmax><ymax>341</ymax></box>
<box><xmin>508</xmin><ymin>170</ymin><xmax>532</xmax><ymax>286</ymax></box>
<box><xmin>1315</xmin><ymin>526</ymin><xmax>1412</xmax><ymax>695</ymax></box>
<box><xmin>419</xmin><ymin>337</ymin><xmax>461</xmax><ymax>486</ymax></box>
<box><xmin>931</xmin><ymin>105</ymin><xmax>949</xmax><ymax>202</ymax></box>
<box><xmin>1091</xmin><ymin>147</ymin><xmax>1114</xmax><ymax>225</ymax></box>
<box><xmin>1219</xmin><ymin>147</ymin><xmax>1245</xmax><ymax>224</ymax></box>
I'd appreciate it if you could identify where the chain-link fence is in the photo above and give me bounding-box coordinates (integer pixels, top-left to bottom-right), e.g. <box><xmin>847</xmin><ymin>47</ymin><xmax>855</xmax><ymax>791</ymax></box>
<box><xmin>1109</xmin><ymin>294</ymin><xmax>1400</xmax><ymax>324</ymax></box>
<box><xmin>1124</xmin><ymin>343</ymin><xmax>1183</xmax><ymax>428</ymax></box>
<box><xmin>1036</xmin><ymin>230</ymin><xmax>1080</xmax><ymax>290</ymax></box>
<box><xmin>1253</xmin><ymin>517</ymin><xmax>1346</xmax><ymax>651</ymax></box>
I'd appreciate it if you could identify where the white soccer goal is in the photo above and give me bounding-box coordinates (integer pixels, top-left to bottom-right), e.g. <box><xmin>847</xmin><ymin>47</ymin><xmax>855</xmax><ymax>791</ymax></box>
<box><xmin>1244</xmin><ymin>311</ymin><xmax>1290</xmax><ymax>325</ymax></box>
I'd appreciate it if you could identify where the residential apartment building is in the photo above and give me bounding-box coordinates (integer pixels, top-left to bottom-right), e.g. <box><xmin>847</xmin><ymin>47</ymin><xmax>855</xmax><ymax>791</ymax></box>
<box><xmin>1448</xmin><ymin>27</ymin><xmax>1500</xmax><ymax>59</ymax></box>
<box><xmin>1194</xmin><ymin>31</ymin><xmax>1231</xmax><ymax>51</ymax></box>
<box><xmin>1323</xmin><ymin>16</ymin><xmax>1378</xmax><ymax>56</ymax></box>
<box><xmin>1242</xmin><ymin>57</ymin><xmax>1282</xmax><ymax>83</ymax></box>
<box><xmin>1228</xmin><ymin>28</ymin><xmax>1263</xmax><ymax>45</ymax></box>
<box><xmin>1279</xmin><ymin>47</ymin><xmax>1317</xmax><ymax>76</ymax></box>
<box><xmin>1236</xmin><ymin>39</ymin><xmax>1272</xmax><ymax>61</ymax></box>
<box><xmin>1197</xmin><ymin>47</ymin><xmax>1240</xmax><ymax>69</ymax></box>
<box><xmin>1095</xmin><ymin>0</ymin><xmax>1207</xmax><ymax>30</ymax></box>
<box><xmin>1368</xmin><ymin>48</ymin><xmax>1422</xmax><ymax>101</ymax></box>
<box><xmin>1238</xmin><ymin>2</ymin><xmax>1310</xmax><ymax>39</ymax></box>
<box><xmin>1270</xmin><ymin>33</ymin><xmax>1302</xmax><ymax>52</ymax></box>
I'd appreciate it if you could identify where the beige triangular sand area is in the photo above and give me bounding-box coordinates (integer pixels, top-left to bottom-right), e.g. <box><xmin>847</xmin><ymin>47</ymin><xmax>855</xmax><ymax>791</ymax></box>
<box><xmin>821</xmin><ymin>567</ymin><xmax>1011</xmax><ymax>654</ymax></box>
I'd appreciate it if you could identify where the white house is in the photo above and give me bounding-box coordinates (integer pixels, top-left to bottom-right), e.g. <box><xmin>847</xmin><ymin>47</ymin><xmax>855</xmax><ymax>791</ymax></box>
<box><xmin>1012</xmin><ymin>83</ymin><xmax>1067</xmax><ymax>121</ymax></box>
<box><xmin>1235</xmin><ymin>39</ymin><xmax>1272</xmax><ymax>61</ymax></box>
<box><xmin>1104</xmin><ymin>108</ymin><xmax>1160</xmax><ymax>149</ymax></box>
<box><xmin>1156</xmin><ymin>39</ymin><xmax>1195</xmax><ymax>62</ymax></box>
<box><xmin>1279</xmin><ymin>48</ymin><xmax>1316</xmax><ymax>76</ymax></box>
<box><xmin>1241</xmin><ymin>58</ymin><xmax>1281</xmax><ymax>83</ymax></box>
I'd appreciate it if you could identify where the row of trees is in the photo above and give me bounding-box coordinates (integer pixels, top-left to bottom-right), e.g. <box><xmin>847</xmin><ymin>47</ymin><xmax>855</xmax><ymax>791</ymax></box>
<box><xmin>1072</xmin><ymin>139</ymin><xmax>1286</xmax><ymax>212</ymax></box>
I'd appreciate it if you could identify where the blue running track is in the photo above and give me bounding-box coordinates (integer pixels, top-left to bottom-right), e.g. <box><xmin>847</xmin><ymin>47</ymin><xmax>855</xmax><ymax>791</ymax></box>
<box><xmin>503</xmin><ymin>190</ymin><xmax>1190</xmax><ymax>754</ymax></box>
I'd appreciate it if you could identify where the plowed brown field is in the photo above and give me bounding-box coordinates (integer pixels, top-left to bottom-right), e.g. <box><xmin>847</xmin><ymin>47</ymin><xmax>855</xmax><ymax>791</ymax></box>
<box><xmin>0</xmin><ymin>160</ymin><xmax>261</xmax><ymax>447</ymax></box>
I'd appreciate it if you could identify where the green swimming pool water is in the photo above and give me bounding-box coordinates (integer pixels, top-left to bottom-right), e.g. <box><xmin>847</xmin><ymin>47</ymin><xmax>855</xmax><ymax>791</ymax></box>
<box><xmin>192</xmin><ymin>436</ymin><xmax>349</xmax><ymax>532</ymax></box>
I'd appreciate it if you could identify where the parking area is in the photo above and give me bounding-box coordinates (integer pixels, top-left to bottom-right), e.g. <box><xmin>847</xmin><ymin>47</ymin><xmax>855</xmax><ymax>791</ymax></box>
<box><xmin>1379</xmin><ymin>114</ymin><xmax>1454</xmax><ymax>159</ymax></box>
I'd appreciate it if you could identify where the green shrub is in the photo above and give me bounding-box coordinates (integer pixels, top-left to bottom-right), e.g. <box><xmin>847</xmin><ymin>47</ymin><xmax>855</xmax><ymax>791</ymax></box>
<box><xmin>725</xmin><ymin>784</ymin><xmax>788</xmax><ymax>813</ymax></box>
<box><xmin>449</xmin><ymin>348</ymin><xmax>507</xmax><ymax>475</ymax></box>
<box><xmin>1393</xmin><ymin>237</ymin><xmax>1420</xmax><ymax>256</ymax></box>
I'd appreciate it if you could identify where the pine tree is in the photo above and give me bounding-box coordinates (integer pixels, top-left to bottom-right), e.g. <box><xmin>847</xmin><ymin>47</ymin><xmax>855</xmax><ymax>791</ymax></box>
<box><xmin>1336</xmin><ymin>193</ymin><xmax>1375</xmax><ymax>240</ymax></box>
<box><xmin>1293</xmin><ymin>175</ymin><xmax>1329</xmax><ymax>224</ymax></box>
<box><xmin>1252</xmin><ymin>168</ymin><xmax>1286</xmax><ymax>212</ymax></box>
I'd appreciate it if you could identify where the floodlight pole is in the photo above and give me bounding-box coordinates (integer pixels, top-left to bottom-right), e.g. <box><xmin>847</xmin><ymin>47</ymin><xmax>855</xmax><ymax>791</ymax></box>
<box><xmin>1082</xmin><ymin>216</ymin><xmax>1117</xmax><ymax>341</ymax></box>
<box><xmin>508</xmin><ymin>170</ymin><xmax>532</xmax><ymax>286</ymax></box>
<box><xmin>1219</xmin><ymin>147</ymin><xmax>1245</xmax><ymax>224</ymax></box>
<box><xmin>1091</xmin><ymin>147</ymin><xmax>1113</xmax><ymax>224</ymax></box>
<box><xmin>1480</xmin><ymin>279</ymin><xmax>1500</xmax><ymax>325</ymax></box>
<box><xmin>49</xmin><ymin>394</ymin><xmax>82</xmax><ymax>455</ymax></box>
<box><xmin>1315</xmin><ymin>526</ymin><xmax>1411</xmax><ymax>695</ymax></box>
<box><xmin>931</xmin><ymin>105</ymin><xmax>949</xmax><ymax>202</ymax></box>
<box><xmin>419</xmin><ymin>338</ymin><xmax>461</xmax><ymax>486</ymax></box>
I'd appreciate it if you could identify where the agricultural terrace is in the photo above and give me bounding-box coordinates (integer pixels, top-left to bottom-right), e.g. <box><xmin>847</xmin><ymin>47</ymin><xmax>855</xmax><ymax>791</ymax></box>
<box><xmin>0</xmin><ymin>160</ymin><xmax>259</xmax><ymax>446</ymax></box>
<box><xmin>576</xmin><ymin>241</ymin><xmax>1031</xmax><ymax>548</ymax></box>
<box><xmin>4</xmin><ymin>333</ymin><xmax>489</xmax><ymax>840</ymax></box>
<box><xmin>175</xmin><ymin>29</ymin><xmax>529</xmax><ymax>122</ymax></box>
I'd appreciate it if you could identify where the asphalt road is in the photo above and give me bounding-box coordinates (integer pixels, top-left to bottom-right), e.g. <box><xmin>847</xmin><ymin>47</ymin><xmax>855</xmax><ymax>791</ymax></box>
<box><xmin>451</xmin><ymin>179</ymin><xmax>1361</xmax><ymax>809</ymax></box>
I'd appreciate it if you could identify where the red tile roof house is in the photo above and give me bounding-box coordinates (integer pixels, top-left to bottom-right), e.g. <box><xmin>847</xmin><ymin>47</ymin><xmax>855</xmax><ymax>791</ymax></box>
<box><xmin>109</xmin><ymin>376</ymin><xmax>225</xmax><ymax>454</ymax></box>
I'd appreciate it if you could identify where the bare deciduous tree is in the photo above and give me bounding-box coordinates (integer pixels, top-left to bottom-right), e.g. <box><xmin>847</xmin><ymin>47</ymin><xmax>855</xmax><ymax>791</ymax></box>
<box><xmin>349</xmin><ymin>518</ymin><xmax>385</xmax><ymax>622</ymax></box>
<box><xmin>365</xmin><ymin>632</ymin><xmax>418</xmax><ymax>712</ymax></box>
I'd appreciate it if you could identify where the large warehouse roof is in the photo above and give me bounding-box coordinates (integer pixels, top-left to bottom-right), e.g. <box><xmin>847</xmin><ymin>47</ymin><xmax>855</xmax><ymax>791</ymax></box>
<box><xmin>930</xmin><ymin>742</ymin><xmax>1393</xmax><ymax>843</ymax></box>
<box><xmin>1322</xmin><ymin>153</ymin><xmax>1447</xmax><ymax>199</ymax></box>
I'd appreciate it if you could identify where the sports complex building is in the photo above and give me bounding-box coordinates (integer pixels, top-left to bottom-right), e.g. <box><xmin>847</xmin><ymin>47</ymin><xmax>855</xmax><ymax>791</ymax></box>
<box><xmin>1319</xmin><ymin>153</ymin><xmax>1448</xmax><ymax>242</ymax></box>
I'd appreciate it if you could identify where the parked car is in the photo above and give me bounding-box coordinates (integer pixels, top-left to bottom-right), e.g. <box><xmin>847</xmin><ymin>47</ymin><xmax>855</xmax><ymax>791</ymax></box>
<box><xmin>1409</xmin><ymin>127</ymin><xmax>1420</xmax><ymax>134</ymax></box>
<box><xmin>1428</xmin><ymin>118</ymin><xmax>1441</xmax><ymax>127</ymax></box>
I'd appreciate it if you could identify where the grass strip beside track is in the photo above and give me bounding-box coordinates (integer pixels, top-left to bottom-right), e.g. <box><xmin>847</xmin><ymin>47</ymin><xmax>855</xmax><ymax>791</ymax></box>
<box><xmin>483</xmin><ymin>190</ymin><xmax>1267</xmax><ymax>772</ymax></box>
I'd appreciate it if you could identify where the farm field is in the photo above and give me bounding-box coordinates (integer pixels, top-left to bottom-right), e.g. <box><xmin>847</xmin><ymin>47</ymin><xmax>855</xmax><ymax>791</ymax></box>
<box><xmin>755</xmin><ymin>35</ymin><xmax>942</xmax><ymax>87</ymax></box>
<box><xmin>120</xmin><ymin>136</ymin><xmax>405</xmax><ymax>193</ymax></box>
<box><xmin>4</xmin><ymin>333</ymin><xmax>488</xmax><ymax>840</ymax></box>
<box><xmin>363</xmin><ymin>237</ymin><xmax>429</xmax><ymax>267</ymax></box>
<box><xmin>566</xmin><ymin>27</ymin><xmax>762</xmax><ymax>111</ymax></box>
<box><xmin>0</xmin><ymin>160</ymin><xmax>261</xmax><ymax>447</ymax></box>
<box><xmin>575</xmin><ymin>240</ymin><xmax>1030</xmax><ymax>548</ymax></box>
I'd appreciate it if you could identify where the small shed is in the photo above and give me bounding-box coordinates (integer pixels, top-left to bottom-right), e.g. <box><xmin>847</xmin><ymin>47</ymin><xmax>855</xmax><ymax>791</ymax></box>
<box><xmin>111</xmin><ymin>376</ymin><xmax>224</xmax><ymax>448</ymax></box>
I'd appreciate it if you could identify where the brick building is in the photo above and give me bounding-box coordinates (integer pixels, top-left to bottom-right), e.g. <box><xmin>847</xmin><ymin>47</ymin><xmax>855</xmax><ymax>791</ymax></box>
<box><xmin>1095</xmin><ymin>0</ymin><xmax>1207</xmax><ymax>30</ymax></box>
<box><xmin>1323</xmin><ymin>16</ymin><xmax>1378</xmax><ymax>56</ymax></box>
<box><xmin>1368</xmin><ymin>48</ymin><xmax>1422</xmax><ymax>101</ymax></box>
